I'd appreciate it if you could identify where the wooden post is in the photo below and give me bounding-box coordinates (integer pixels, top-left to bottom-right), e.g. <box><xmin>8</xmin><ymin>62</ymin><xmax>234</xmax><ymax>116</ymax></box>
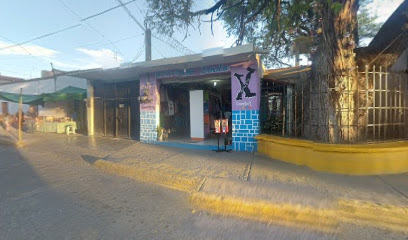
<box><xmin>87</xmin><ymin>80</ymin><xmax>95</xmax><ymax>136</ymax></box>
<box><xmin>18</xmin><ymin>88</ymin><xmax>23</xmax><ymax>144</ymax></box>
<box><xmin>127</xmin><ymin>88</ymin><xmax>131</xmax><ymax>138</ymax></box>
<box><xmin>295</xmin><ymin>51</ymin><xmax>300</xmax><ymax>67</ymax></box>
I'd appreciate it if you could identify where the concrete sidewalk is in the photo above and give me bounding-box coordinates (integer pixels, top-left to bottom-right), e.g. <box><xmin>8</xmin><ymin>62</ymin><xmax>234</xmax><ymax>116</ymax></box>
<box><xmin>8</xmin><ymin>133</ymin><xmax>408</xmax><ymax>237</ymax></box>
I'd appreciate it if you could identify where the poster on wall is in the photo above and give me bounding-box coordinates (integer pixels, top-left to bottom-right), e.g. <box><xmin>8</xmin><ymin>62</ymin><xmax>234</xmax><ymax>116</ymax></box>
<box><xmin>221</xmin><ymin>119</ymin><xmax>229</xmax><ymax>133</ymax></box>
<box><xmin>168</xmin><ymin>100</ymin><xmax>174</xmax><ymax>116</ymax></box>
<box><xmin>214</xmin><ymin>119</ymin><xmax>221</xmax><ymax>133</ymax></box>
<box><xmin>139</xmin><ymin>74</ymin><xmax>159</xmax><ymax>111</ymax></box>
<box><xmin>232</xmin><ymin>65</ymin><xmax>260</xmax><ymax>111</ymax></box>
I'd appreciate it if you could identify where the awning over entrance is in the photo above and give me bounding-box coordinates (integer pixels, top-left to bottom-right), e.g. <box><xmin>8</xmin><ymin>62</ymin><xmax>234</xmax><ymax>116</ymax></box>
<box><xmin>263</xmin><ymin>66</ymin><xmax>311</xmax><ymax>83</ymax></box>
<box><xmin>0</xmin><ymin>91</ymin><xmax>42</xmax><ymax>105</ymax></box>
<box><xmin>42</xmin><ymin>86</ymin><xmax>86</xmax><ymax>102</ymax></box>
<box><xmin>0</xmin><ymin>86</ymin><xmax>86</xmax><ymax>105</ymax></box>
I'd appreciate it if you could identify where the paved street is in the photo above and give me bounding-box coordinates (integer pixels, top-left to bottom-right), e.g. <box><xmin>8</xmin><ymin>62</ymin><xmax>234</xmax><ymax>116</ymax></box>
<box><xmin>1</xmin><ymin>133</ymin><xmax>408</xmax><ymax>239</ymax></box>
<box><xmin>0</xmin><ymin>135</ymin><xmax>338</xmax><ymax>240</ymax></box>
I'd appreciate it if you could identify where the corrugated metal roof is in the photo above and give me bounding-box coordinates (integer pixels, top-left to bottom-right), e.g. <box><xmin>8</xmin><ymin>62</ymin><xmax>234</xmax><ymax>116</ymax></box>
<box><xmin>263</xmin><ymin>66</ymin><xmax>311</xmax><ymax>82</ymax></box>
<box><xmin>68</xmin><ymin>44</ymin><xmax>259</xmax><ymax>82</ymax></box>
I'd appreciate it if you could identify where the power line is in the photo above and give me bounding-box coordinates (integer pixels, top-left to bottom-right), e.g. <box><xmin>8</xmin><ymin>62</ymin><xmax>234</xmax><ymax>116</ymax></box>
<box><xmin>0</xmin><ymin>0</ymin><xmax>137</xmax><ymax>52</ymax></box>
<box><xmin>115</xmin><ymin>0</ymin><xmax>195</xmax><ymax>56</ymax></box>
<box><xmin>81</xmin><ymin>0</ymin><xmax>136</xmax><ymax>22</ymax></box>
<box><xmin>152</xmin><ymin>44</ymin><xmax>166</xmax><ymax>59</ymax></box>
<box><xmin>0</xmin><ymin>24</ymin><xmax>81</xmax><ymax>51</ymax></box>
<box><xmin>0</xmin><ymin>34</ymin><xmax>50</xmax><ymax>69</ymax></box>
<box><xmin>130</xmin><ymin>43</ymin><xmax>145</xmax><ymax>62</ymax></box>
<box><xmin>76</xmin><ymin>33</ymin><xmax>144</xmax><ymax>48</ymax></box>
<box><xmin>152</xmin><ymin>34</ymin><xmax>195</xmax><ymax>55</ymax></box>
<box><xmin>58</xmin><ymin>0</ymin><xmax>130</xmax><ymax>59</ymax></box>
<box><xmin>368</xmin><ymin>28</ymin><xmax>408</xmax><ymax>66</ymax></box>
<box><xmin>116</xmin><ymin>0</ymin><xmax>145</xmax><ymax>30</ymax></box>
<box><xmin>134</xmin><ymin>1</ymin><xmax>146</xmax><ymax>16</ymax></box>
<box><xmin>57</xmin><ymin>0</ymin><xmax>82</xmax><ymax>19</ymax></box>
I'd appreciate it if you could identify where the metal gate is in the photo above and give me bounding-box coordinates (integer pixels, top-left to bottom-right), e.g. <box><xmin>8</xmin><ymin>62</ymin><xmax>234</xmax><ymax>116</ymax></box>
<box><xmin>102</xmin><ymin>81</ymin><xmax>140</xmax><ymax>139</ymax></box>
<box><xmin>260</xmin><ymin>66</ymin><xmax>408</xmax><ymax>143</ymax></box>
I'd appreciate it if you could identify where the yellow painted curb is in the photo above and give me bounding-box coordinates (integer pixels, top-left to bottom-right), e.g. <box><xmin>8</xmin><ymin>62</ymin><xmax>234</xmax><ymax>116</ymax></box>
<box><xmin>338</xmin><ymin>199</ymin><xmax>408</xmax><ymax>233</ymax></box>
<box><xmin>93</xmin><ymin>159</ymin><xmax>202</xmax><ymax>193</ymax></box>
<box><xmin>91</xmin><ymin>159</ymin><xmax>408</xmax><ymax>233</ymax></box>
<box><xmin>190</xmin><ymin>192</ymin><xmax>408</xmax><ymax>234</ymax></box>
<box><xmin>256</xmin><ymin>135</ymin><xmax>408</xmax><ymax>175</ymax></box>
<box><xmin>190</xmin><ymin>192</ymin><xmax>339</xmax><ymax>233</ymax></box>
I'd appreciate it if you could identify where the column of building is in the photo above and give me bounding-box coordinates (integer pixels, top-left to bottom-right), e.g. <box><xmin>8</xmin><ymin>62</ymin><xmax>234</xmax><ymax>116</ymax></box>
<box><xmin>231</xmin><ymin>62</ymin><xmax>261</xmax><ymax>152</ymax></box>
<box><xmin>87</xmin><ymin>79</ymin><xmax>94</xmax><ymax>136</ymax></box>
<box><xmin>139</xmin><ymin>73</ymin><xmax>160</xmax><ymax>143</ymax></box>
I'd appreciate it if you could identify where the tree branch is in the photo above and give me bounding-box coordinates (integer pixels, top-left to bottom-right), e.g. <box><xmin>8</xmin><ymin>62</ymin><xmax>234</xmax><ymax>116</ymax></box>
<box><xmin>245</xmin><ymin>0</ymin><xmax>268</xmax><ymax>24</ymax></box>
<box><xmin>189</xmin><ymin>0</ymin><xmax>227</xmax><ymax>16</ymax></box>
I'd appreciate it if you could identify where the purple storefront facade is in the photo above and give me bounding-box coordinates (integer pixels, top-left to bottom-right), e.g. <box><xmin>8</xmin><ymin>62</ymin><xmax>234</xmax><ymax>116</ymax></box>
<box><xmin>139</xmin><ymin>58</ymin><xmax>262</xmax><ymax>152</ymax></box>
<box><xmin>230</xmin><ymin>61</ymin><xmax>261</xmax><ymax>151</ymax></box>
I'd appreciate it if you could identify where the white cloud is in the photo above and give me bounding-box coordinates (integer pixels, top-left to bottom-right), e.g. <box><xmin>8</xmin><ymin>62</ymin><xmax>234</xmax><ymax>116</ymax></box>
<box><xmin>36</xmin><ymin>48</ymin><xmax>124</xmax><ymax>73</ymax></box>
<box><xmin>0</xmin><ymin>40</ymin><xmax>58</xmax><ymax>57</ymax></box>
<box><xmin>370</xmin><ymin>0</ymin><xmax>404</xmax><ymax>23</ymax></box>
<box><xmin>76</xmin><ymin>48</ymin><xmax>124</xmax><ymax>69</ymax></box>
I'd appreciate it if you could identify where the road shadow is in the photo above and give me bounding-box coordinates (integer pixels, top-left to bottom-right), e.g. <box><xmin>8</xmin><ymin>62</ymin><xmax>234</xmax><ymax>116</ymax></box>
<box><xmin>252</xmin><ymin>152</ymin><xmax>408</xmax><ymax>203</ymax></box>
<box><xmin>0</xmin><ymin>141</ymin><xmax>127</xmax><ymax>239</ymax></box>
<box><xmin>81</xmin><ymin>154</ymin><xmax>100</xmax><ymax>164</ymax></box>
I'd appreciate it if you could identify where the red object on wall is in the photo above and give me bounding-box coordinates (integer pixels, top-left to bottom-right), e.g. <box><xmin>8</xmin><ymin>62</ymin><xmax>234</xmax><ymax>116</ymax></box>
<box><xmin>222</xmin><ymin>119</ymin><xmax>229</xmax><ymax>133</ymax></box>
<box><xmin>214</xmin><ymin>119</ymin><xmax>221</xmax><ymax>133</ymax></box>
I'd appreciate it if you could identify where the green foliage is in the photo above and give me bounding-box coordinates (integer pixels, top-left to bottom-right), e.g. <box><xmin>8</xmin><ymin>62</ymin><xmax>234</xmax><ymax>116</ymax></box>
<box><xmin>330</xmin><ymin>2</ymin><xmax>343</xmax><ymax>14</ymax></box>
<box><xmin>144</xmin><ymin>0</ymin><xmax>380</xmax><ymax>66</ymax></box>
<box><xmin>156</xmin><ymin>126</ymin><xmax>170</xmax><ymax>141</ymax></box>
<box><xmin>221</xmin><ymin>0</ymin><xmax>316</xmax><ymax>67</ymax></box>
<box><xmin>357</xmin><ymin>0</ymin><xmax>383</xmax><ymax>46</ymax></box>
<box><xmin>261</xmin><ymin>118</ymin><xmax>282</xmax><ymax>135</ymax></box>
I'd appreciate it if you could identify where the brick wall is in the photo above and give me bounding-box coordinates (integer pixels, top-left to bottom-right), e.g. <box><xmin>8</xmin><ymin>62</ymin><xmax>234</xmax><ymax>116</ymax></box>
<box><xmin>140</xmin><ymin>111</ymin><xmax>158</xmax><ymax>143</ymax></box>
<box><xmin>232</xmin><ymin>110</ymin><xmax>260</xmax><ymax>151</ymax></box>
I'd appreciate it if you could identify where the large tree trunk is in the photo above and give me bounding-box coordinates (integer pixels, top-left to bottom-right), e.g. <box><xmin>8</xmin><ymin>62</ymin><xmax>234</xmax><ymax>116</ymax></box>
<box><xmin>307</xmin><ymin>0</ymin><xmax>360</xmax><ymax>143</ymax></box>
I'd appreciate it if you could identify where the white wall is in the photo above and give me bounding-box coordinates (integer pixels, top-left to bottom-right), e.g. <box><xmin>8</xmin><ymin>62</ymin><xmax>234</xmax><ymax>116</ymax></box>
<box><xmin>0</xmin><ymin>75</ymin><xmax>87</xmax><ymax>115</ymax></box>
<box><xmin>189</xmin><ymin>90</ymin><xmax>204</xmax><ymax>140</ymax></box>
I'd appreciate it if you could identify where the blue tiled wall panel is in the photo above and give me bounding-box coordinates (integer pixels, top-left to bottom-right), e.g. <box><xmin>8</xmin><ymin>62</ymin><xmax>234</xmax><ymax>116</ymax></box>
<box><xmin>140</xmin><ymin>111</ymin><xmax>158</xmax><ymax>143</ymax></box>
<box><xmin>232</xmin><ymin>110</ymin><xmax>259</xmax><ymax>152</ymax></box>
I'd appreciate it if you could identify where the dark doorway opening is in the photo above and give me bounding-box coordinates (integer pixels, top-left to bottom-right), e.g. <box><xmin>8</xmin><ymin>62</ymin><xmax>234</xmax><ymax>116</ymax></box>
<box><xmin>98</xmin><ymin>81</ymin><xmax>140</xmax><ymax>140</ymax></box>
<box><xmin>160</xmin><ymin>76</ymin><xmax>232</xmax><ymax>145</ymax></box>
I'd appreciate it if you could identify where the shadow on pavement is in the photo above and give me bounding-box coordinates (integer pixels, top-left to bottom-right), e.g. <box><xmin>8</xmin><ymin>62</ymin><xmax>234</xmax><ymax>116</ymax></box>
<box><xmin>81</xmin><ymin>154</ymin><xmax>101</xmax><ymax>164</ymax></box>
<box><xmin>0</xmin><ymin>141</ymin><xmax>136</xmax><ymax>239</ymax></box>
<box><xmin>252</xmin><ymin>153</ymin><xmax>408</xmax><ymax>204</ymax></box>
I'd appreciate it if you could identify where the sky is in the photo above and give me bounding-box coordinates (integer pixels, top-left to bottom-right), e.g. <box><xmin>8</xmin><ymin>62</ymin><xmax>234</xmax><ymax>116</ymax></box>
<box><xmin>0</xmin><ymin>0</ymin><xmax>404</xmax><ymax>79</ymax></box>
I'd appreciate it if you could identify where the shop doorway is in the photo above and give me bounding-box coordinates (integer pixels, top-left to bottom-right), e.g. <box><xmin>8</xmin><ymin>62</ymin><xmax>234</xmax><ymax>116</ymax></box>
<box><xmin>159</xmin><ymin>77</ymin><xmax>232</xmax><ymax>147</ymax></box>
<box><xmin>96</xmin><ymin>81</ymin><xmax>140</xmax><ymax>139</ymax></box>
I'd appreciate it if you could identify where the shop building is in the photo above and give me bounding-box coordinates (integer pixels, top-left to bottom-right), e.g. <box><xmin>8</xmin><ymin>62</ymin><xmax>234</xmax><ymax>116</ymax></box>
<box><xmin>0</xmin><ymin>72</ymin><xmax>87</xmax><ymax>115</ymax></box>
<box><xmin>75</xmin><ymin>44</ymin><xmax>264</xmax><ymax>151</ymax></box>
<box><xmin>0</xmin><ymin>72</ymin><xmax>88</xmax><ymax>133</ymax></box>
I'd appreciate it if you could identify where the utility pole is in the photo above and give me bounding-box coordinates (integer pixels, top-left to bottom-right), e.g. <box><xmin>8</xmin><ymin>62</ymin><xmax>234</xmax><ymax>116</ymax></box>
<box><xmin>50</xmin><ymin>63</ymin><xmax>57</xmax><ymax>92</ymax></box>
<box><xmin>145</xmin><ymin>29</ymin><xmax>152</xmax><ymax>61</ymax></box>
<box><xmin>295</xmin><ymin>51</ymin><xmax>300</xmax><ymax>67</ymax></box>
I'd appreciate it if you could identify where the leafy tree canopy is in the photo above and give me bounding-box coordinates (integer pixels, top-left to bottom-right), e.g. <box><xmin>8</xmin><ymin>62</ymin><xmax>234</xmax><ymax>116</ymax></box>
<box><xmin>145</xmin><ymin>0</ymin><xmax>382</xmax><ymax>66</ymax></box>
<box><xmin>358</xmin><ymin>0</ymin><xmax>383</xmax><ymax>46</ymax></box>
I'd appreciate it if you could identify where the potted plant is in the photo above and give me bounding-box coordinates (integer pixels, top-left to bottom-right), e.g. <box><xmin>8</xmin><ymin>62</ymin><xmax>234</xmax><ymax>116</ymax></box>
<box><xmin>157</xmin><ymin>126</ymin><xmax>170</xmax><ymax>141</ymax></box>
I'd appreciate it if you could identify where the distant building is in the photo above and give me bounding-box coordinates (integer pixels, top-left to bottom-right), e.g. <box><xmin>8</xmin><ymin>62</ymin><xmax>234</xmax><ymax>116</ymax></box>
<box><xmin>41</xmin><ymin>69</ymin><xmax>66</xmax><ymax>78</ymax></box>
<box><xmin>0</xmin><ymin>74</ymin><xmax>24</xmax><ymax>85</ymax></box>
<box><xmin>0</xmin><ymin>72</ymin><xmax>87</xmax><ymax>123</ymax></box>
